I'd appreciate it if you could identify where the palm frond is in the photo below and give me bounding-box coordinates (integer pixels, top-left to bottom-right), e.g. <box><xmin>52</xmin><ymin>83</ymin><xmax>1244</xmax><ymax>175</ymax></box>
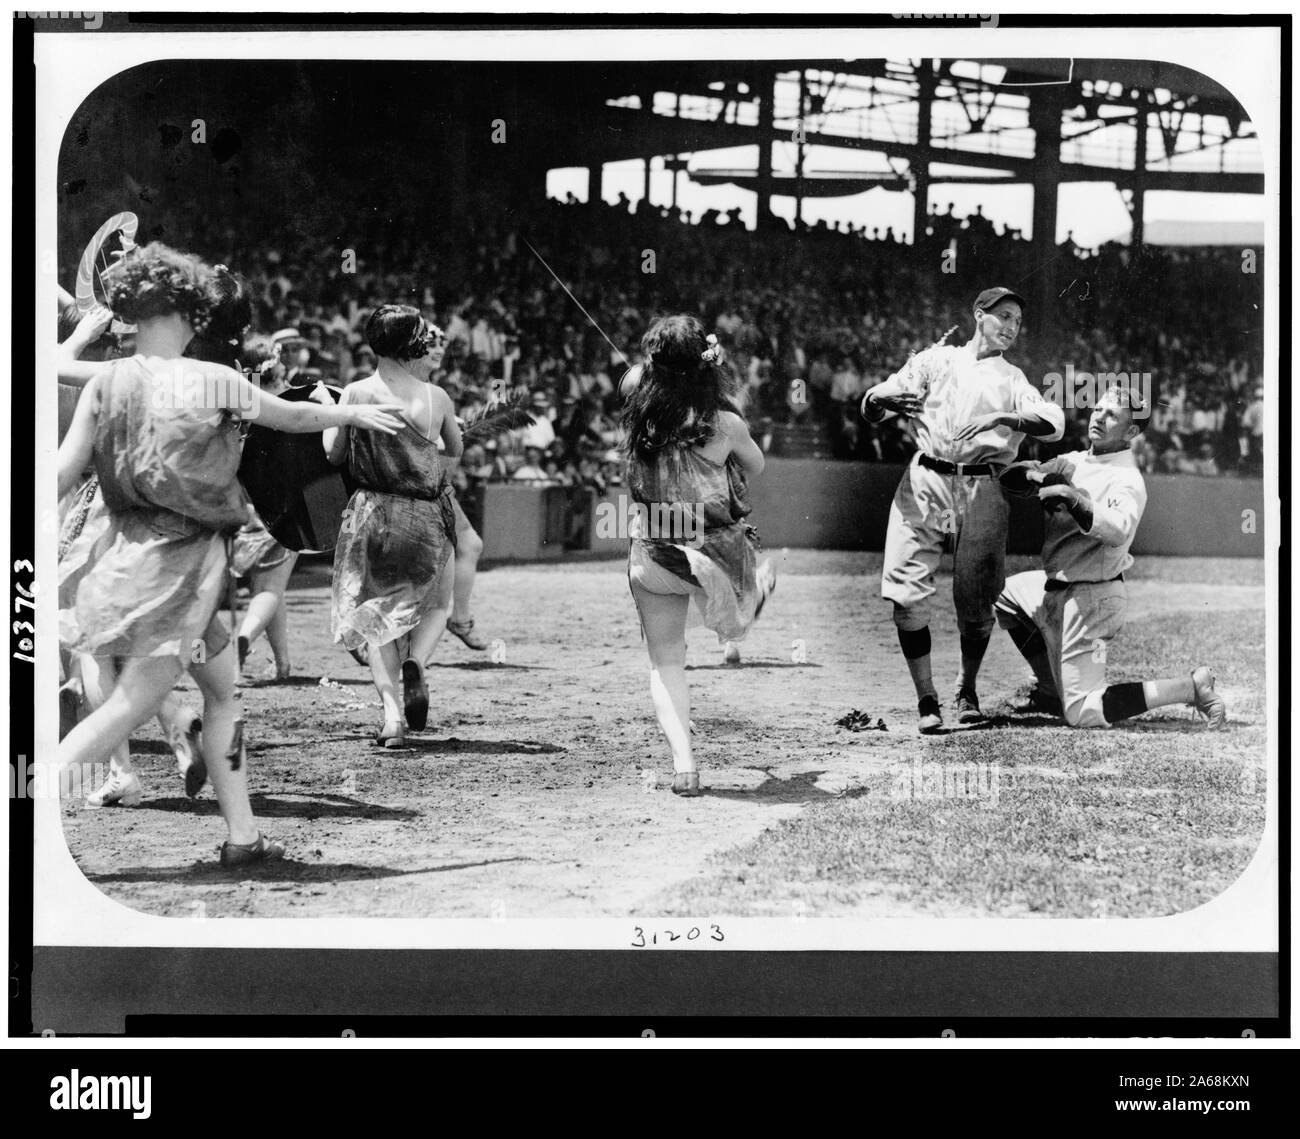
<box><xmin>460</xmin><ymin>392</ymin><xmax>536</xmax><ymax>444</ymax></box>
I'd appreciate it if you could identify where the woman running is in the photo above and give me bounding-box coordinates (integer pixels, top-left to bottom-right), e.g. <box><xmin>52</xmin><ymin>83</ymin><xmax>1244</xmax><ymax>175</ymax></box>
<box><xmin>58</xmin><ymin>303</ymin><xmax>208</xmax><ymax>807</ymax></box>
<box><xmin>57</xmin><ymin>242</ymin><xmax>404</xmax><ymax>865</ymax></box>
<box><xmin>621</xmin><ymin>315</ymin><xmax>775</xmax><ymax>796</ymax></box>
<box><xmin>325</xmin><ymin>305</ymin><xmax>462</xmax><ymax>748</ymax></box>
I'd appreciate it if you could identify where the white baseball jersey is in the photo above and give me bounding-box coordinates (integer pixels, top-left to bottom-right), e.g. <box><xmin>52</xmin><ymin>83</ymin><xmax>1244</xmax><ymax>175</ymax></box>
<box><xmin>880</xmin><ymin>343</ymin><xmax>1064</xmax><ymax>465</ymax></box>
<box><xmin>1040</xmin><ymin>447</ymin><xmax>1147</xmax><ymax>582</ymax></box>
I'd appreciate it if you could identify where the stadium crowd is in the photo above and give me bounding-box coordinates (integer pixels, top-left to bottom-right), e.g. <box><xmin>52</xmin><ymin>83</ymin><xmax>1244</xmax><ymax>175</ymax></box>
<box><xmin>63</xmin><ymin>187</ymin><xmax>1265</xmax><ymax>484</ymax></box>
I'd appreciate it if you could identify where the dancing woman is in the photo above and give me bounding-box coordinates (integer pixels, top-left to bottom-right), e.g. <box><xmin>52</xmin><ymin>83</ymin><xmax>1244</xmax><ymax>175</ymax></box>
<box><xmin>621</xmin><ymin>315</ymin><xmax>775</xmax><ymax>796</ymax></box>
<box><xmin>188</xmin><ymin>271</ymin><xmax>299</xmax><ymax>680</ymax></box>
<box><xmin>229</xmin><ymin>335</ymin><xmax>304</xmax><ymax>680</ymax></box>
<box><xmin>325</xmin><ymin>305</ymin><xmax>462</xmax><ymax>748</ymax></box>
<box><xmin>57</xmin><ymin>243</ymin><xmax>404</xmax><ymax>865</ymax></box>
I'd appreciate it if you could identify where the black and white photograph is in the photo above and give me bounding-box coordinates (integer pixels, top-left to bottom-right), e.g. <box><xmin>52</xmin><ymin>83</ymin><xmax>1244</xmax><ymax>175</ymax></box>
<box><xmin>11</xmin><ymin>10</ymin><xmax>1285</xmax><ymax>1056</ymax></box>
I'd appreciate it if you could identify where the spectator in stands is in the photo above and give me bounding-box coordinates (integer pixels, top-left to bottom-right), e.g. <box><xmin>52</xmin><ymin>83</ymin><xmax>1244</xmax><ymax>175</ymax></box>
<box><xmin>1189</xmin><ymin>441</ymin><xmax>1221</xmax><ymax>477</ymax></box>
<box><xmin>62</xmin><ymin>178</ymin><xmax>1258</xmax><ymax>480</ymax></box>
<box><xmin>1239</xmin><ymin>383</ymin><xmax>1265</xmax><ymax>475</ymax></box>
<box><xmin>512</xmin><ymin>445</ymin><xmax>550</xmax><ymax>483</ymax></box>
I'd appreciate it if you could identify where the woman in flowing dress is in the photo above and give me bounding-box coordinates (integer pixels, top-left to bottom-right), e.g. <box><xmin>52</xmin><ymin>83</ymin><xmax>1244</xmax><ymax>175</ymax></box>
<box><xmin>325</xmin><ymin>305</ymin><xmax>462</xmax><ymax>748</ymax></box>
<box><xmin>621</xmin><ymin>315</ymin><xmax>776</xmax><ymax>796</ymax></box>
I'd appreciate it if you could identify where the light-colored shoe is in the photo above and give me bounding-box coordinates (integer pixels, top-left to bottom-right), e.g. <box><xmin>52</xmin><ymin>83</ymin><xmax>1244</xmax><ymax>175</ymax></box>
<box><xmin>85</xmin><ymin>771</ymin><xmax>143</xmax><ymax>809</ymax></box>
<box><xmin>723</xmin><ymin>641</ymin><xmax>742</xmax><ymax>664</ymax></box>
<box><xmin>1190</xmin><ymin>666</ymin><xmax>1226</xmax><ymax>728</ymax></box>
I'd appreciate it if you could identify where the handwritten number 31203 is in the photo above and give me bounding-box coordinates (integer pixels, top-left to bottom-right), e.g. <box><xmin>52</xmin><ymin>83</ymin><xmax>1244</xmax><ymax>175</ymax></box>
<box><xmin>631</xmin><ymin>925</ymin><xmax>724</xmax><ymax>947</ymax></box>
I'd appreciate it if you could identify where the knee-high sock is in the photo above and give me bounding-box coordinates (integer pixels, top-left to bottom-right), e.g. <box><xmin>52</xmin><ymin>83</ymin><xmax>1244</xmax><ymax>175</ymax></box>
<box><xmin>957</xmin><ymin>626</ymin><xmax>991</xmax><ymax>693</ymax></box>
<box><xmin>1101</xmin><ymin>676</ymin><xmax>1196</xmax><ymax>724</ymax></box>
<box><xmin>897</xmin><ymin>626</ymin><xmax>937</xmax><ymax>701</ymax></box>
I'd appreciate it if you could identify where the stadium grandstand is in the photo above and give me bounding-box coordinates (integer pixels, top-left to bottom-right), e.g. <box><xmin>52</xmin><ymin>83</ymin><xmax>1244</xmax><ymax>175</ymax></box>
<box><xmin>58</xmin><ymin>57</ymin><xmax>1265</xmax><ymax>500</ymax></box>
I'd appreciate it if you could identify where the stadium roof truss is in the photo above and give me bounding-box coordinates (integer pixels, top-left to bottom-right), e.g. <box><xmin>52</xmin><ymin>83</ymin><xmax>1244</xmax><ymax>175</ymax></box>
<box><xmin>549</xmin><ymin>57</ymin><xmax>1259</xmax><ymax>312</ymax></box>
<box><xmin>558</xmin><ymin>57</ymin><xmax>1258</xmax><ymax>223</ymax></box>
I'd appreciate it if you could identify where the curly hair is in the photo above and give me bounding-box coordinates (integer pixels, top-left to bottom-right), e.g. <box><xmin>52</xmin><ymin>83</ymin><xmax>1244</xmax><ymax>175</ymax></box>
<box><xmin>184</xmin><ymin>264</ymin><xmax>252</xmax><ymax>366</ymax></box>
<box><xmin>237</xmin><ymin>335</ymin><xmax>286</xmax><ymax>388</ymax></box>
<box><xmin>620</xmin><ymin>314</ymin><xmax>739</xmax><ymax>458</ymax></box>
<box><xmin>102</xmin><ymin>242</ymin><xmax>212</xmax><ymax>331</ymax></box>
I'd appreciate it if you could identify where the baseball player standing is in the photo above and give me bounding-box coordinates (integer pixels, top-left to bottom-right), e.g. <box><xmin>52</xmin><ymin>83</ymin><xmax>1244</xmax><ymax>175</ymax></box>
<box><xmin>861</xmin><ymin>287</ymin><xmax>1064</xmax><ymax>733</ymax></box>
<box><xmin>994</xmin><ymin>388</ymin><xmax>1226</xmax><ymax>728</ymax></box>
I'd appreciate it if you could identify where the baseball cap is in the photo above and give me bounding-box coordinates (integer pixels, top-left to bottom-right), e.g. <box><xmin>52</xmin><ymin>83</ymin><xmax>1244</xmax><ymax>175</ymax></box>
<box><xmin>973</xmin><ymin>286</ymin><xmax>1027</xmax><ymax>313</ymax></box>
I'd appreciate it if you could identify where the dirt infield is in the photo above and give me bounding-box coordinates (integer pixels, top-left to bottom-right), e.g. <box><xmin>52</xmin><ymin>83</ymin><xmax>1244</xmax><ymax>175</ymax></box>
<box><xmin>59</xmin><ymin>551</ymin><xmax>1268</xmax><ymax>920</ymax></box>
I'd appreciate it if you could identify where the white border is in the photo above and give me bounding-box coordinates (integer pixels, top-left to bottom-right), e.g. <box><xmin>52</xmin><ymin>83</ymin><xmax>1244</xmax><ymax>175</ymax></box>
<box><xmin>26</xmin><ymin>18</ymin><xmax>1282</xmax><ymax>958</ymax></box>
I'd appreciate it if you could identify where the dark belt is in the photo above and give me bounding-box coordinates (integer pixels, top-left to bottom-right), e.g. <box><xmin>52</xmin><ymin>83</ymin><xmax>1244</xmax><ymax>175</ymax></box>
<box><xmin>1045</xmin><ymin>574</ymin><xmax>1124</xmax><ymax>593</ymax></box>
<box><xmin>353</xmin><ymin>480</ymin><xmax>451</xmax><ymax>504</ymax></box>
<box><xmin>918</xmin><ymin>453</ymin><xmax>998</xmax><ymax>477</ymax></box>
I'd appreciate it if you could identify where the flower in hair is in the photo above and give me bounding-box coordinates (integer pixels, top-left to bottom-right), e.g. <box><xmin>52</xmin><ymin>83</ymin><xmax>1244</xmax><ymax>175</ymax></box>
<box><xmin>701</xmin><ymin>334</ymin><xmax>724</xmax><ymax>365</ymax></box>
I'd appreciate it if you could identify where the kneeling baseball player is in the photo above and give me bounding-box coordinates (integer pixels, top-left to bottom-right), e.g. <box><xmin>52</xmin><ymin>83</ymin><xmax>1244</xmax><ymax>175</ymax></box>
<box><xmin>994</xmin><ymin>388</ymin><xmax>1226</xmax><ymax>728</ymax></box>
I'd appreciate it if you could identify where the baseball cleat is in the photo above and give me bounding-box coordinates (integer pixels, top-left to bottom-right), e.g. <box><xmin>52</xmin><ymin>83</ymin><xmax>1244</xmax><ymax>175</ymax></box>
<box><xmin>447</xmin><ymin>617</ymin><xmax>488</xmax><ymax>651</ymax></box>
<box><xmin>1190</xmin><ymin>666</ymin><xmax>1226</xmax><ymax>728</ymax></box>
<box><xmin>954</xmin><ymin>689</ymin><xmax>984</xmax><ymax>724</ymax></box>
<box><xmin>401</xmin><ymin>658</ymin><xmax>429</xmax><ymax>731</ymax></box>
<box><xmin>1013</xmin><ymin>687</ymin><xmax>1064</xmax><ymax>718</ymax></box>
<box><xmin>170</xmin><ymin>716</ymin><xmax>207</xmax><ymax>799</ymax></box>
<box><xmin>917</xmin><ymin>695</ymin><xmax>944</xmax><ymax>735</ymax></box>
<box><xmin>85</xmin><ymin>770</ymin><xmax>143</xmax><ymax>809</ymax></box>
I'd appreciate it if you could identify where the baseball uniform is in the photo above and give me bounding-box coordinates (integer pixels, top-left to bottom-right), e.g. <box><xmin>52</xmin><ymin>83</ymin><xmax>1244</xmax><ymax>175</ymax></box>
<box><xmin>995</xmin><ymin>447</ymin><xmax>1148</xmax><ymax>727</ymax></box>
<box><xmin>868</xmin><ymin>342</ymin><xmax>1065</xmax><ymax>631</ymax></box>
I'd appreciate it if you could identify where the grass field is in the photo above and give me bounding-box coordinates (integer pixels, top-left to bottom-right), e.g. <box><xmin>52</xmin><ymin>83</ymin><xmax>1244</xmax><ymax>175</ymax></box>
<box><xmin>59</xmin><ymin>550</ymin><xmax>1268</xmax><ymax>921</ymax></box>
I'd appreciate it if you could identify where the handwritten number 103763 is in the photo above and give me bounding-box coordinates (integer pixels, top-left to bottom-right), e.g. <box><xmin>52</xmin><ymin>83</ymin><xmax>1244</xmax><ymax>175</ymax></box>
<box><xmin>13</xmin><ymin>559</ymin><xmax>37</xmax><ymax>664</ymax></box>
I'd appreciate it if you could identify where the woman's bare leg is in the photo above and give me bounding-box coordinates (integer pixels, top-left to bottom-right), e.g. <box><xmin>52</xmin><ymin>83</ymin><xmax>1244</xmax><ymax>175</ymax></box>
<box><xmin>369</xmin><ymin>640</ymin><xmax>404</xmax><ymax>725</ymax></box>
<box><xmin>77</xmin><ymin>653</ymin><xmax>133</xmax><ymax>779</ymax></box>
<box><xmin>450</xmin><ymin>526</ymin><xmax>483</xmax><ymax>627</ymax></box>
<box><xmin>190</xmin><ymin>642</ymin><xmax>258</xmax><ymax>844</ymax></box>
<box><xmin>632</xmin><ymin>585</ymin><xmax>693</xmax><ymax>775</ymax></box>
<box><xmin>410</xmin><ymin>566</ymin><xmax>454</xmax><ymax>666</ymax></box>
<box><xmin>57</xmin><ymin>656</ymin><xmax>180</xmax><ymax>777</ymax></box>
<box><xmin>238</xmin><ymin>554</ymin><xmax>297</xmax><ymax>674</ymax></box>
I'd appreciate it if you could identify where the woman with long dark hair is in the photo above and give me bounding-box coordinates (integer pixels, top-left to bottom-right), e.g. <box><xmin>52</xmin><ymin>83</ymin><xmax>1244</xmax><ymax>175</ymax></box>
<box><xmin>621</xmin><ymin>314</ymin><xmax>776</xmax><ymax>796</ymax></box>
